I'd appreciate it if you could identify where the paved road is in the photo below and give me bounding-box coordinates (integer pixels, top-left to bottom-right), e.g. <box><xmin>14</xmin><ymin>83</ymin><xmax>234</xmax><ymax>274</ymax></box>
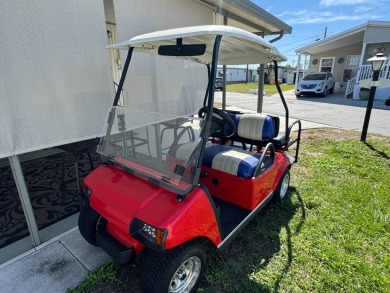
<box><xmin>215</xmin><ymin>90</ymin><xmax>390</xmax><ymax>136</ymax></box>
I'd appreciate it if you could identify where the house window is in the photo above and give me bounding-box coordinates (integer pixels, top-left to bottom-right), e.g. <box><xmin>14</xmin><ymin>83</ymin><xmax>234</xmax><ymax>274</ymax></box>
<box><xmin>345</xmin><ymin>55</ymin><xmax>360</xmax><ymax>80</ymax></box>
<box><xmin>319</xmin><ymin>57</ymin><xmax>334</xmax><ymax>73</ymax></box>
<box><xmin>346</xmin><ymin>56</ymin><xmax>359</xmax><ymax>69</ymax></box>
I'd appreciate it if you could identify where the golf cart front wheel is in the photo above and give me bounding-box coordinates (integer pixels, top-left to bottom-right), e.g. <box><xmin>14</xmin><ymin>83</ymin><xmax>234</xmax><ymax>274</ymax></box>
<box><xmin>78</xmin><ymin>202</ymin><xmax>101</xmax><ymax>246</ymax></box>
<box><xmin>274</xmin><ymin>169</ymin><xmax>290</xmax><ymax>201</ymax></box>
<box><xmin>140</xmin><ymin>240</ymin><xmax>206</xmax><ymax>293</ymax></box>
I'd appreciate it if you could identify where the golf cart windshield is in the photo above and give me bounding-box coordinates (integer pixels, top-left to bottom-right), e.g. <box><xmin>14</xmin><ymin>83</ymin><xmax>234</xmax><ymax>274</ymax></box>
<box><xmin>98</xmin><ymin>25</ymin><xmax>287</xmax><ymax>195</ymax></box>
<box><xmin>97</xmin><ymin>52</ymin><xmax>208</xmax><ymax>194</ymax></box>
<box><xmin>97</xmin><ymin>107</ymin><xmax>204</xmax><ymax>194</ymax></box>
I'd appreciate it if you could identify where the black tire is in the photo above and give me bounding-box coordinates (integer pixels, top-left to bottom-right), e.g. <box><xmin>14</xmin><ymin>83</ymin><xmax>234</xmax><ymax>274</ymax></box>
<box><xmin>273</xmin><ymin>169</ymin><xmax>290</xmax><ymax>202</ymax></box>
<box><xmin>140</xmin><ymin>240</ymin><xmax>206</xmax><ymax>293</ymax></box>
<box><xmin>78</xmin><ymin>202</ymin><xmax>101</xmax><ymax>246</ymax></box>
<box><xmin>322</xmin><ymin>87</ymin><xmax>328</xmax><ymax>97</ymax></box>
<box><xmin>329</xmin><ymin>85</ymin><xmax>335</xmax><ymax>94</ymax></box>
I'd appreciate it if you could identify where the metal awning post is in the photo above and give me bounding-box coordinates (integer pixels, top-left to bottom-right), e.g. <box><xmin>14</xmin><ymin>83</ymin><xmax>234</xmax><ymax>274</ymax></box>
<box><xmin>295</xmin><ymin>54</ymin><xmax>301</xmax><ymax>89</ymax></box>
<box><xmin>257</xmin><ymin>31</ymin><xmax>265</xmax><ymax>113</ymax></box>
<box><xmin>257</xmin><ymin>64</ymin><xmax>265</xmax><ymax>113</ymax></box>
<box><xmin>9</xmin><ymin>156</ymin><xmax>41</xmax><ymax>246</ymax></box>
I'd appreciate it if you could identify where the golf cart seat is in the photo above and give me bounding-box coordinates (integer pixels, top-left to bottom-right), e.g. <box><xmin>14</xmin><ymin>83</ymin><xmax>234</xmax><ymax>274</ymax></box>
<box><xmin>201</xmin><ymin>112</ymin><xmax>278</xmax><ymax>178</ymax></box>
<box><xmin>202</xmin><ymin>143</ymin><xmax>274</xmax><ymax>178</ymax></box>
<box><xmin>170</xmin><ymin>112</ymin><xmax>279</xmax><ymax>179</ymax></box>
<box><xmin>170</xmin><ymin>139</ymin><xmax>274</xmax><ymax>180</ymax></box>
<box><xmin>214</xmin><ymin>112</ymin><xmax>282</xmax><ymax>151</ymax></box>
<box><xmin>169</xmin><ymin>131</ymin><xmax>276</xmax><ymax>210</ymax></box>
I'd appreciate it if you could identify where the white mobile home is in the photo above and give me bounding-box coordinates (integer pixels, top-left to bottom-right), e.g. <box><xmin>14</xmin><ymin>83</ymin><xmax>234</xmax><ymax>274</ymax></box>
<box><xmin>295</xmin><ymin>21</ymin><xmax>390</xmax><ymax>100</ymax></box>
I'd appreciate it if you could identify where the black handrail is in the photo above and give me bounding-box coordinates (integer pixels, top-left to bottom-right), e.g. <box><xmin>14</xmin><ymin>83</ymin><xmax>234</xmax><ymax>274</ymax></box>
<box><xmin>101</xmin><ymin>47</ymin><xmax>134</xmax><ymax>159</ymax></box>
<box><xmin>273</xmin><ymin>60</ymin><xmax>289</xmax><ymax>141</ymax></box>
<box><xmin>254</xmin><ymin>142</ymin><xmax>275</xmax><ymax>177</ymax></box>
<box><xmin>113</xmin><ymin>47</ymin><xmax>134</xmax><ymax>107</ymax></box>
<box><xmin>286</xmin><ymin>120</ymin><xmax>302</xmax><ymax>163</ymax></box>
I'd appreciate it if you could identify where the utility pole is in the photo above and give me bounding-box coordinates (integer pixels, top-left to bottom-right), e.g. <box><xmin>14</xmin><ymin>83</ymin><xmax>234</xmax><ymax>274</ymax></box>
<box><xmin>246</xmin><ymin>64</ymin><xmax>249</xmax><ymax>83</ymax></box>
<box><xmin>324</xmin><ymin>26</ymin><xmax>327</xmax><ymax>38</ymax></box>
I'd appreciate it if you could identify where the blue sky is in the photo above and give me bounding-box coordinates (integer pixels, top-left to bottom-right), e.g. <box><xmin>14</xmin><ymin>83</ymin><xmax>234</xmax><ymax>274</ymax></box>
<box><xmin>251</xmin><ymin>0</ymin><xmax>390</xmax><ymax>67</ymax></box>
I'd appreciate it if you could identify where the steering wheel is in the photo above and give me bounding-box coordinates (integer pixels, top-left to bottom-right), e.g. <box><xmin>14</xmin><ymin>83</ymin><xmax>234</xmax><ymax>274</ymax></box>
<box><xmin>198</xmin><ymin>107</ymin><xmax>236</xmax><ymax>138</ymax></box>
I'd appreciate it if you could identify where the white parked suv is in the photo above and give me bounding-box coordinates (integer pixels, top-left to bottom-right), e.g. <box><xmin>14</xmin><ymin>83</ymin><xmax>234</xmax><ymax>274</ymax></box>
<box><xmin>295</xmin><ymin>72</ymin><xmax>335</xmax><ymax>97</ymax></box>
<box><xmin>215</xmin><ymin>77</ymin><xmax>223</xmax><ymax>90</ymax></box>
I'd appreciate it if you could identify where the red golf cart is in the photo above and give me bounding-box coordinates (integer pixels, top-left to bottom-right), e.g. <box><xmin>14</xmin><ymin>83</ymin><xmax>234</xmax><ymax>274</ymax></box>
<box><xmin>79</xmin><ymin>25</ymin><xmax>301</xmax><ymax>293</ymax></box>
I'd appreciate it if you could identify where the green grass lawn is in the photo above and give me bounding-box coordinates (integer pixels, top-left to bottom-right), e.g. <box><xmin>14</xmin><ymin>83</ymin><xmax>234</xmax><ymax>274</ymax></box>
<box><xmin>226</xmin><ymin>83</ymin><xmax>295</xmax><ymax>96</ymax></box>
<box><xmin>69</xmin><ymin>129</ymin><xmax>390</xmax><ymax>293</ymax></box>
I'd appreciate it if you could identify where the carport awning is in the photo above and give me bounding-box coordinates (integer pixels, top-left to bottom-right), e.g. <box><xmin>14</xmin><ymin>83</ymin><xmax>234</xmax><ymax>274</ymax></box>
<box><xmin>198</xmin><ymin>0</ymin><xmax>292</xmax><ymax>36</ymax></box>
<box><xmin>295</xmin><ymin>23</ymin><xmax>365</xmax><ymax>55</ymax></box>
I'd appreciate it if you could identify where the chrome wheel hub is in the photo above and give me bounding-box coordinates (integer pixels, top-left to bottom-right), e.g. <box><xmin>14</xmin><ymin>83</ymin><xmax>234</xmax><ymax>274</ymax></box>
<box><xmin>280</xmin><ymin>173</ymin><xmax>290</xmax><ymax>199</ymax></box>
<box><xmin>169</xmin><ymin>256</ymin><xmax>201</xmax><ymax>293</ymax></box>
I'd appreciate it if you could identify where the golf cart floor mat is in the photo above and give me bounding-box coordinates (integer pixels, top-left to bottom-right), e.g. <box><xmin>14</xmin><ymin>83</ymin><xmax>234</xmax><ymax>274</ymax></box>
<box><xmin>212</xmin><ymin>197</ymin><xmax>250</xmax><ymax>237</ymax></box>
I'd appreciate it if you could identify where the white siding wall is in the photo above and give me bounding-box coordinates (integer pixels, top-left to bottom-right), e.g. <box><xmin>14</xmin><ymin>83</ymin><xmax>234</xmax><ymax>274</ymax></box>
<box><xmin>363</xmin><ymin>26</ymin><xmax>390</xmax><ymax>43</ymax></box>
<box><xmin>0</xmin><ymin>0</ymin><xmax>112</xmax><ymax>159</ymax></box>
<box><xmin>112</xmin><ymin>0</ymin><xmax>213</xmax><ymax>113</ymax></box>
<box><xmin>113</xmin><ymin>0</ymin><xmax>213</xmax><ymax>39</ymax></box>
<box><xmin>307</xmin><ymin>43</ymin><xmax>362</xmax><ymax>83</ymax></box>
<box><xmin>106</xmin><ymin>24</ymin><xmax>122</xmax><ymax>87</ymax></box>
<box><xmin>363</xmin><ymin>43</ymin><xmax>390</xmax><ymax>64</ymax></box>
<box><xmin>225</xmin><ymin>68</ymin><xmax>247</xmax><ymax>82</ymax></box>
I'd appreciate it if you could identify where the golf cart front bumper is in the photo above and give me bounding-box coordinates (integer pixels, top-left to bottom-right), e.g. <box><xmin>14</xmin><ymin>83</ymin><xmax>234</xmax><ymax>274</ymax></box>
<box><xmin>96</xmin><ymin>225</ymin><xmax>135</xmax><ymax>265</ymax></box>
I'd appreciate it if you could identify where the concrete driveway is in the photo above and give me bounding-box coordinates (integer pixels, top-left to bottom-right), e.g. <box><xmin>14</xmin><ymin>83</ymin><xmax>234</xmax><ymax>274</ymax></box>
<box><xmin>215</xmin><ymin>90</ymin><xmax>390</xmax><ymax>136</ymax></box>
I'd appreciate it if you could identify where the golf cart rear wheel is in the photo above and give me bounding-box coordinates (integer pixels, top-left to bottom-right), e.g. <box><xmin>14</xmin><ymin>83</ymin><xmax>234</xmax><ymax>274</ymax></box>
<box><xmin>140</xmin><ymin>240</ymin><xmax>206</xmax><ymax>293</ymax></box>
<box><xmin>274</xmin><ymin>169</ymin><xmax>290</xmax><ymax>201</ymax></box>
<box><xmin>78</xmin><ymin>202</ymin><xmax>101</xmax><ymax>246</ymax></box>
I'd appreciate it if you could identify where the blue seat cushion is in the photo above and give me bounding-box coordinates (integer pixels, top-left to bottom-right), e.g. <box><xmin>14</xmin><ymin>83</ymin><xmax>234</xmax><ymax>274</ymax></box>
<box><xmin>170</xmin><ymin>142</ymin><xmax>262</xmax><ymax>178</ymax></box>
<box><xmin>236</xmin><ymin>113</ymin><xmax>275</xmax><ymax>140</ymax></box>
<box><xmin>203</xmin><ymin>144</ymin><xmax>260</xmax><ymax>178</ymax></box>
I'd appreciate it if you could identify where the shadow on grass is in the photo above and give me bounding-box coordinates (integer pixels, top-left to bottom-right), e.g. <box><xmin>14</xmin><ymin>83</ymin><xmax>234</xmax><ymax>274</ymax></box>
<box><xmin>363</xmin><ymin>141</ymin><xmax>390</xmax><ymax>160</ymax></box>
<box><xmin>200</xmin><ymin>187</ymin><xmax>305</xmax><ymax>293</ymax></box>
<box><xmin>272</xmin><ymin>188</ymin><xmax>305</xmax><ymax>293</ymax></box>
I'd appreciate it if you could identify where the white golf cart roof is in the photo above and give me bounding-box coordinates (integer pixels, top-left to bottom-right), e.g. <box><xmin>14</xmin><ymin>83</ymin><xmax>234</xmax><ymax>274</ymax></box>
<box><xmin>107</xmin><ymin>25</ymin><xmax>286</xmax><ymax>65</ymax></box>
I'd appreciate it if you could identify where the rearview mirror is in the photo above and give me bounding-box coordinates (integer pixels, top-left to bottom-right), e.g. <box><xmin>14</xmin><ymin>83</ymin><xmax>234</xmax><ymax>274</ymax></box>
<box><xmin>158</xmin><ymin>38</ymin><xmax>206</xmax><ymax>56</ymax></box>
<box><xmin>158</xmin><ymin>44</ymin><xmax>206</xmax><ymax>56</ymax></box>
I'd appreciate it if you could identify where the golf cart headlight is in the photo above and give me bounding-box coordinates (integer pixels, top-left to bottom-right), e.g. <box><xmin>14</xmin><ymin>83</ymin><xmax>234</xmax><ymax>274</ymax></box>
<box><xmin>130</xmin><ymin>218</ymin><xmax>167</xmax><ymax>250</ymax></box>
<box><xmin>81</xmin><ymin>183</ymin><xmax>92</xmax><ymax>199</ymax></box>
